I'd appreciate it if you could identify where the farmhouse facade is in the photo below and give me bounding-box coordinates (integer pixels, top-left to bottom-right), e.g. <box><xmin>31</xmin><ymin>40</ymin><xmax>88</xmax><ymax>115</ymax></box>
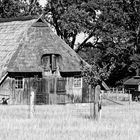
<box><xmin>0</xmin><ymin>16</ymin><xmax>87</xmax><ymax>105</ymax></box>
<box><xmin>124</xmin><ymin>76</ymin><xmax>140</xmax><ymax>101</ymax></box>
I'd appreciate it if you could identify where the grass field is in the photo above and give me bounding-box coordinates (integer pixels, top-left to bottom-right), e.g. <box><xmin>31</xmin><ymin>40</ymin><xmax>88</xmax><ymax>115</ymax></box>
<box><xmin>0</xmin><ymin>102</ymin><xmax>139</xmax><ymax>140</ymax></box>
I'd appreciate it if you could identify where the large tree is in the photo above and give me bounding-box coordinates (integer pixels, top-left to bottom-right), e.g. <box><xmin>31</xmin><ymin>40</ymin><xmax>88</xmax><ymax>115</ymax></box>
<box><xmin>44</xmin><ymin>0</ymin><xmax>101</xmax><ymax>50</ymax></box>
<box><xmin>96</xmin><ymin>0</ymin><xmax>140</xmax><ymax>85</ymax></box>
<box><xmin>44</xmin><ymin>0</ymin><xmax>140</xmax><ymax>86</ymax></box>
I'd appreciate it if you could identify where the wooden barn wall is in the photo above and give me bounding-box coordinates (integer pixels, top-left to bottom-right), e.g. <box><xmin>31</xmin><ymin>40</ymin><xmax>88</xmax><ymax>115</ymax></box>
<box><xmin>35</xmin><ymin>78</ymin><xmax>49</xmax><ymax>104</ymax></box>
<box><xmin>0</xmin><ymin>77</ymin><xmax>30</xmax><ymax>105</ymax></box>
<box><xmin>65</xmin><ymin>77</ymin><xmax>83</xmax><ymax>102</ymax></box>
<box><xmin>0</xmin><ymin>76</ymin><xmax>84</xmax><ymax>105</ymax></box>
<box><xmin>0</xmin><ymin>77</ymin><xmax>12</xmax><ymax>104</ymax></box>
<box><xmin>11</xmin><ymin>78</ymin><xmax>30</xmax><ymax>105</ymax></box>
<box><xmin>36</xmin><ymin>77</ymin><xmax>83</xmax><ymax>104</ymax></box>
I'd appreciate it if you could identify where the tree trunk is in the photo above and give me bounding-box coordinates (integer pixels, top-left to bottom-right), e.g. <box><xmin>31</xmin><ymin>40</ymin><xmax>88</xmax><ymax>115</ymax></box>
<box><xmin>89</xmin><ymin>85</ymin><xmax>100</xmax><ymax>120</ymax></box>
<box><xmin>136</xmin><ymin>67</ymin><xmax>140</xmax><ymax>76</ymax></box>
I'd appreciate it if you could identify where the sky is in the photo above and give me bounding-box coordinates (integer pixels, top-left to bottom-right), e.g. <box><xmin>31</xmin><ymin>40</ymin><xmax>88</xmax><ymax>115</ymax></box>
<box><xmin>39</xmin><ymin>0</ymin><xmax>47</xmax><ymax>7</ymax></box>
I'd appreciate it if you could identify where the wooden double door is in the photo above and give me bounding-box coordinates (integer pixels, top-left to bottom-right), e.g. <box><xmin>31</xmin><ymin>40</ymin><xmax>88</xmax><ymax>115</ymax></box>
<box><xmin>35</xmin><ymin>77</ymin><xmax>66</xmax><ymax>105</ymax></box>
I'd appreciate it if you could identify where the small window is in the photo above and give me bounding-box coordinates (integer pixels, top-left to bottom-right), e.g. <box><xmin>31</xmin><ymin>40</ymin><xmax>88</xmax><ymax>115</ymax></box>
<box><xmin>52</xmin><ymin>55</ymin><xmax>57</xmax><ymax>71</ymax></box>
<box><xmin>41</xmin><ymin>54</ymin><xmax>60</xmax><ymax>72</ymax></box>
<box><xmin>73</xmin><ymin>77</ymin><xmax>82</xmax><ymax>88</ymax></box>
<box><xmin>15</xmin><ymin>77</ymin><xmax>24</xmax><ymax>89</ymax></box>
<box><xmin>41</xmin><ymin>55</ymin><xmax>51</xmax><ymax>71</ymax></box>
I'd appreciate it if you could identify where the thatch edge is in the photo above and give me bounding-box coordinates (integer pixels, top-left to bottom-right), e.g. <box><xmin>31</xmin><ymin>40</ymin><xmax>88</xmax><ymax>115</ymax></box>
<box><xmin>0</xmin><ymin>15</ymin><xmax>38</xmax><ymax>23</ymax></box>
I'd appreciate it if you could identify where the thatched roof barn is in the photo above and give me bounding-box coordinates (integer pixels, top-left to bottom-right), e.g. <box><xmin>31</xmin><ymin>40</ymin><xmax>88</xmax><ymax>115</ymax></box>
<box><xmin>0</xmin><ymin>15</ymin><xmax>89</xmax><ymax>105</ymax></box>
<box><xmin>0</xmin><ymin>15</ymin><xmax>85</xmax><ymax>82</ymax></box>
<box><xmin>124</xmin><ymin>76</ymin><xmax>140</xmax><ymax>101</ymax></box>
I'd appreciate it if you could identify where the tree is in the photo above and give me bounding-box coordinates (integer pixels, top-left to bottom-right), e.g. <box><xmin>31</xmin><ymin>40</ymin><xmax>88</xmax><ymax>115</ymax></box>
<box><xmin>82</xmin><ymin>63</ymin><xmax>113</xmax><ymax>88</ymax></box>
<box><xmin>95</xmin><ymin>0</ymin><xmax>140</xmax><ymax>85</ymax></box>
<box><xmin>44</xmin><ymin>0</ymin><xmax>101</xmax><ymax>50</ymax></box>
<box><xmin>44</xmin><ymin>0</ymin><xmax>139</xmax><ymax>86</ymax></box>
<box><xmin>78</xmin><ymin>0</ymin><xmax>140</xmax><ymax>86</ymax></box>
<box><xmin>0</xmin><ymin>0</ymin><xmax>42</xmax><ymax>18</ymax></box>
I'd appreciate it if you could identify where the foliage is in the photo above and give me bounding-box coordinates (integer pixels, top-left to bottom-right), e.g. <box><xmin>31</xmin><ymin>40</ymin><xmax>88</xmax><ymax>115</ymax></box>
<box><xmin>44</xmin><ymin>0</ymin><xmax>140</xmax><ymax>86</ymax></box>
<box><xmin>82</xmin><ymin>62</ymin><xmax>115</xmax><ymax>87</ymax></box>
<box><xmin>44</xmin><ymin>0</ymin><xmax>100</xmax><ymax>49</ymax></box>
<box><xmin>79</xmin><ymin>0</ymin><xmax>140</xmax><ymax>86</ymax></box>
<box><xmin>95</xmin><ymin>0</ymin><xmax>140</xmax><ymax>86</ymax></box>
<box><xmin>98</xmin><ymin>0</ymin><xmax>140</xmax><ymax>66</ymax></box>
<box><xmin>79</xmin><ymin>42</ymin><xmax>135</xmax><ymax>86</ymax></box>
<box><xmin>0</xmin><ymin>0</ymin><xmax>42</xmax><ymax>18</ymax></box>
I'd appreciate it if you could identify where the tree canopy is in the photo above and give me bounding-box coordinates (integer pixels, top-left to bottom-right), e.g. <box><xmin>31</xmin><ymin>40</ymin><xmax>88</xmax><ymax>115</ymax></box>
<box><xmin>44</xmin><ymin>0</ymin><xmax>101</xmax><ymax>50</ymax></box>
<box><xmin>44</xmin><ymin>0</ymin><xmax>140</xmax><ymax>86</ymax></box>
<box><xmin>0</xmin><ymin>0</ymin><xmax>42</xmax><ymax>18</ymax></box>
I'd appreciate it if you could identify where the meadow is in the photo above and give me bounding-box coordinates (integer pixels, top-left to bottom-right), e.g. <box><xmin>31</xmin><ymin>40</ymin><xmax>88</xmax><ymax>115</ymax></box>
<box><xmin>0</xmin><ymin>102</ymin><xmax>139</xmax><ymax>140</ymax></box>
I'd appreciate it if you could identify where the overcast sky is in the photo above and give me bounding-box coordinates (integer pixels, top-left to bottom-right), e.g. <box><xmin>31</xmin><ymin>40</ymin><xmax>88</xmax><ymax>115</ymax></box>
<box><xmin>39</xmin><ymin>0</ymin><xmax>47</xmax><ymax>7</ymax></box>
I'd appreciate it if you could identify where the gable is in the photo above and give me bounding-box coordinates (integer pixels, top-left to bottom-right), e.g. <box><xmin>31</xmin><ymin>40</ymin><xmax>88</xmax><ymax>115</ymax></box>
<box><xmin>0</xmin><ymin>16</ymin><xmax>88</xmax><ymax>80</ymax></box>
<box><xmin>32</xmin><ymin>16</ymin><xmax>48</xmax><ymax>27</ymax></box>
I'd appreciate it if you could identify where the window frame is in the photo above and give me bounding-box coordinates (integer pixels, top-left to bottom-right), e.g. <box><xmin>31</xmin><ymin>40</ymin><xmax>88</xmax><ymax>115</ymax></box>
<box><xmin>41</xmin><ymin>54</ymin><xmax>59</xmax><ymax>72</ymax></box>
<box><xmin>15</xmin><ymin>77</ymin><xmax>24</xmax><ymax>90</ymax></box>
<box><xmin>41</xmin><ymin>55</ymin><xmax>51</xmax><ymax>71</ymax></box>
<box><xmin>73</xmin><ymin>76</ymin><xmax>82</xmax><ymax>88</ymax></box>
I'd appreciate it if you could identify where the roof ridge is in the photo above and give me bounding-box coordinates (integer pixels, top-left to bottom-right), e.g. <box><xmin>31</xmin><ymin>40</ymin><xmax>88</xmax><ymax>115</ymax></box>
<box><xmin>0</xmin><ymin>15</ymin><xmax>39</xmax><ymax>23</ymax></box>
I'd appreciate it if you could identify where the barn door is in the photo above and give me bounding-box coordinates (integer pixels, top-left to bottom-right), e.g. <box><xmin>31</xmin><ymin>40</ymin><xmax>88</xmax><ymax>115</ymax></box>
<box><xmin>35</xmin><ymin>77</ymin><xmax>66</xmax><ymax>105</ymax></box>
<box><xmin>49</xmin><ymin>78</ymin><xmax>56</xmax><ymax>104</ymax></box>
<box><xmin>56</xmin><ymin>78</ymin><xmax>66</xmax><ymax>104</ymax></box>
<box><xmin>35</xmin><ymin>79</ymin><xmax>44</xmax><ymax>104</ymax></box>
<box><xmin>23</xmin><ymin>78</ymin><xmax>30</xmax><ymax>104</ymax></box>
<box><xmin>48</xmin><ymin>77</ymin><xmax>66</xmax><ymax>104</ymax></box>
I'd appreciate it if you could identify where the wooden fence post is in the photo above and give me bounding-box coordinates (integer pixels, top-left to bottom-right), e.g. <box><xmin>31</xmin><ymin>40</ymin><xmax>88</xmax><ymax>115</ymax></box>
<box><xmin>129</xmin><ymin>90</ymin><xmax>131</xmax><ymax>104</ymax></box>
<box><xmin>48</xmin><ymin>78</ymin><xmax>50</xmax><ymax>104</ymax></box>
<box><xmin>54</xmin><ymin>77</ymin><xmax>57</xmax><ymax>104</ymax></box>
<box><xmin>89</xmin><ymin>85</ymin><xmax>100</xmax><ymax>120</ymax></box>
<box><xmin>88</xmin><ymin>85</ymin><xmax>91</xmax><ymax>103</ymax></box>
<box><xmin>93</xmin><ymin>85</ymin><xmax>101</xmax><ymax>121</ymax></box>
<box><xmin>89</xmin><ymin>85</ymin><xmax>93</xmax><ymax>118</ymax></box>
<box><xmin>29</xmin><ymin>87</ymin><xmax>35</xmax><ymax>118</ymax></box>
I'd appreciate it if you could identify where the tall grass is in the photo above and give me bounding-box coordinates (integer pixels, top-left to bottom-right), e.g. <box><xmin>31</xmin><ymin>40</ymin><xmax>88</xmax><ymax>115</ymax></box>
<box><xmin>0</xmin><ymin>103</ymin><xmax>139</xmax><ymax>140</ymax></box>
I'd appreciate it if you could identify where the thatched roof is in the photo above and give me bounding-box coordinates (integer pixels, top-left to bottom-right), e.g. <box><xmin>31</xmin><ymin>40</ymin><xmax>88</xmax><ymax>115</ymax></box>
<box><xmin>0</xmin><ymin>16</ymin><xmax>86</xmax><ymax>79</ymax></box>
<box><xmin>124</xmin><ymin>76</ymin><xmax>140</xmax><ymax>86</ymax></box>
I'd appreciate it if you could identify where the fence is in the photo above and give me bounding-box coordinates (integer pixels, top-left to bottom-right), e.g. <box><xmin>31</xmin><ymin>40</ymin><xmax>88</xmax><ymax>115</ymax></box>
<box><xmin>82</xmin><ymin>86</ymin><xmax>132</xmax><ymax>103</ymax></box>
<box><xmin>106</xmin><ymin>88</ymin><xmax>125</xmax><ymax>94</ymax></box>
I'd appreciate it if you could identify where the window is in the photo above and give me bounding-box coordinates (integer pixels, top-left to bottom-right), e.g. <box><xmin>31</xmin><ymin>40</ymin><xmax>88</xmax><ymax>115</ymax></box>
<box><xmin>52</xmin><ymin>55</ymin><xmax>57</xmax><ymax>71</ymax></box>
<box><xmin>15</xmin><ymin>77</ymin><xmax>24</xmax><ymax>89</ymax></box>
<box><xmin>41</xmin><ymin>55</ymin><xmax>51</xmax><ymax>71</ymax></box>
<box><xmin>73</xmin><ymin>77</ymin><xmax>82</xmax><ymax>88</ymax></box>
<box><xmin>41</xmin><ymin>54</ymin><xmax>59</xmax><ymax>72</ymax></box>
